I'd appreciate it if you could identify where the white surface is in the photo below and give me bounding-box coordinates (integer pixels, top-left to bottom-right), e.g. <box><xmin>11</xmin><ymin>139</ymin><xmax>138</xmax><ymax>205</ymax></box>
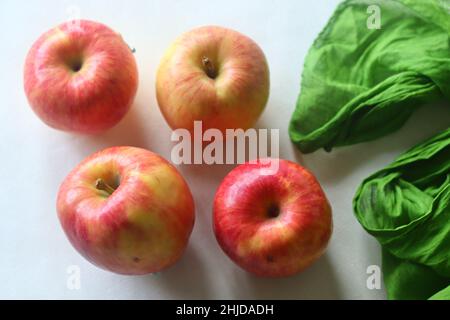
<box><xmin>1</xmin><ymin>0</ymin><xmax>449</xmax><ymax>300</ymax></box>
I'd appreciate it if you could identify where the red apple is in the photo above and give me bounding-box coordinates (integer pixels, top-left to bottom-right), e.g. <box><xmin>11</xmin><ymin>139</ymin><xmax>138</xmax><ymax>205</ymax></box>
<box><xmin>156</xmin><ymin>26</ymin><xmax>270</xmax><ymax>133</ymax></box>
<box><xmin>24</xmin><ymin>20</ymin><xmax>138</xmax><ymax>134</ymax></box>
<box><xmin>57</xmin><ymin>146</ymin><xmax>195</xmax><ymax>275</ymax></box>
<box><xmin>213</xmin><ymin>159</ymin><xmax>332</xmax><ymax>277</ymax></box>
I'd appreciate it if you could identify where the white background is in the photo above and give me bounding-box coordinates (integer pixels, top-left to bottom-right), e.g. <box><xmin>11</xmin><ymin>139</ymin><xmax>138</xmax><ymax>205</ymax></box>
<box><xmin>1</xmin><ymin>0</ymin><xmax>449</xmax><ymax>299</ymax></box>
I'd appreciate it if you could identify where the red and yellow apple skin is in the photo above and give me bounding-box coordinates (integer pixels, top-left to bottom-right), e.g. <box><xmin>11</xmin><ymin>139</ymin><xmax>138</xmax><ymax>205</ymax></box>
<box><xmin>213</xmin><ymin>159</ymin><xmax>332</xmax><ymax>277</ymax></box>
<box><xmin>156</xmin><ymin>26</ymin><xmax>270</xmax><ymax>133</ymax></box>
<box><xmin>56</xmin><ymin>147</ymin><xmax>195</xmax><ymax>275</ymax></box>
<box><xmin>24</xmin><ymin>20</ymin><xmax>138</xmax><ymax>134</ymax></box>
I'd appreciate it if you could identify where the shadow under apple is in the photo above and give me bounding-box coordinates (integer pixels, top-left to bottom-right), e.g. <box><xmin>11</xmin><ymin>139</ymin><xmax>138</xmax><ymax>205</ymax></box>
<box><xmin>68</xmin><ymin>102</ymin><xmax>154</xmax><ymax>158</ymax></box>
<box><xmin>230</xmin><ymin>253</ymin><xmax>342</xmax><ymax>299</ymax></box>
<box><xmin>142</xmin><ymin>244</ymin><xmax>213</xmax><ymax>299</ymax></box>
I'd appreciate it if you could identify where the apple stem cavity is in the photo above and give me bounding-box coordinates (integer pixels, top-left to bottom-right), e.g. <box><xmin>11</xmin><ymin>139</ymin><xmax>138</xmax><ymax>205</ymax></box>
<box><xmin>71</xmin><ymin>60</ymin><xmax>82</xmax><ymax>72</ymax></box>
<box><xmin>95</xmin><ymin>178</ymin><xmax>116</xmax><ymax>195</ymax></box>
<box><xmin>267</xmin><ymin>203</ymin><xmax>280</xmax><ymax>218</ymax></box>
<box><xmin>201</xmin><ymin>56</ymin><xmax>217</xmax><ymax>79</ymax></box>
<box><xmin>65</xmin><ymin>55</ymin><xmax>84</xmax><ymax>73</ymax></box>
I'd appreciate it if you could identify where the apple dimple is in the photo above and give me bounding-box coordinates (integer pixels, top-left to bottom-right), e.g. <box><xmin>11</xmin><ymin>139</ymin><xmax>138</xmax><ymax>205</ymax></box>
<box><xmin>65</xmin><ymin>55</ymin><xmax>84</xmax><ymax>73</ymax></box>
<box><xmin>51</xmin><ymin>32</ymin><xmax>87</xmax><ymax>74</ymax></box>
<box><xmin>266</xmin><ymin>203</ymin><xmax>280</xmax><ymax>219</ymax></box>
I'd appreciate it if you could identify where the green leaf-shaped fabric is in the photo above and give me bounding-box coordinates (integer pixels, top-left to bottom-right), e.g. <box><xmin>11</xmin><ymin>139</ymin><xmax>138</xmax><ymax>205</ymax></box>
<box><xmin>288</xmin><ymin>0</ymin><xmax>450</xmax><ymax>299</ymax></box>
<box><xmin>289</xmin><ymin>0</ymin><xmax>449</xmax><ymax>153</ymax></box>
<box><xmin>354</xmin><ymin>128</ymin><xmax>450</xmax><ymax>299</ymax></box>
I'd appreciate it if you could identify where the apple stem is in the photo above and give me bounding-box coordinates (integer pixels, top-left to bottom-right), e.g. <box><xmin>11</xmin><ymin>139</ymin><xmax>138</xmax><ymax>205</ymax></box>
<box><xmin>95</xmin><ymin>178</ymin><xmax>116</xmax><ymax>195</ymax></box>
<box><xmin>202</xmin><ymin>56</ymin><xmax>217</xmax><ymax>79</ymax></box>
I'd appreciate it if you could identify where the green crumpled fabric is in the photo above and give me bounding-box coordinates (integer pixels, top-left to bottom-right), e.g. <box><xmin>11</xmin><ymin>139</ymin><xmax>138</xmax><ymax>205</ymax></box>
<box><xmin>288</xmin><ymin>0</ymin><xmax>450</xmax><ymax>299</ymax></box>
<box><xmin>354</xmin><ymin>128</ymin><xmax>450</xmax><ymax>299</ymax></box>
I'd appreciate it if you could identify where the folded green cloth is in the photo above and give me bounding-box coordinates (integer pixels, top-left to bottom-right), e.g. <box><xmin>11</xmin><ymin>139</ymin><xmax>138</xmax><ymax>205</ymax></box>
<box><xmin>288</xmin><ymin>0</ymin><xmax>450</xmax><ymax>299</ymax></box>
<box><xmin>289</xmin><ymin>0</ymin><xmax>449</xmax><ymax>153</ymax></box>
<box><xmin>354</xmin><ymin>128</ymin><xmax>450</xmax><ymax>299</ymax></box>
